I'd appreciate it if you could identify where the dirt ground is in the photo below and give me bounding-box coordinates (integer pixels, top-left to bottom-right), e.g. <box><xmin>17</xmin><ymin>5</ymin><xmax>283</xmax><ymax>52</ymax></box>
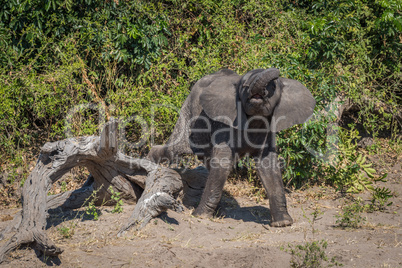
<box><xmin>0</xmin><ymin>160</ymin><xmax>400</xmax><ymax>267</ymax></box>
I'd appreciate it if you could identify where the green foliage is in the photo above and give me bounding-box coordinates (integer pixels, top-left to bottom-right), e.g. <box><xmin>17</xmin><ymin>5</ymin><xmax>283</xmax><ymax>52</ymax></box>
<box><xmin>236</xmin><ymin>157</ymin><xmax>257</xmax><ymax>184</ymax></box>
<box><xmin>335</xmin><ymin>198</ymin><xmax>367</xmax><ymax>228</ymax></box>
<box><xmin>289</xmin><ymin>0</ymin><xmax>401</xmax><ymax>138</ymax></box>
<box><xmin>290</xmin><ymin>0</ymin><xmax>401</xmax><ymax>69</ymax></box>
<box><xmin>85</xmin><ymin>201</ymin><xmax>99</xmax><ymax>221</ymax></box>
<box><xmin>0</xmin><ymin>0</ymin><xmax>170</xmax><ymax>71</ymax></box>
<box><xmin>302</xmin><ymin>206</ymin><xmax>324</xmax><ymax>236</ymax></box>
<box><xmin>57</xmin><ymin>226</ymin><xmax>72</xmax><ymax>239</ymax></box>
<box><xmin>376</xmin><ymin>0</ymin><xmax>402</xmax><ymax>32</ymax></box>
<box><xmin>0</xmin><ymin>0</ymin><xmax>400</xmax><ymax>196</ymax></box>
<box><xmin>278</xmin><ymin>119</ymin><xmax>385</xmax><ymax>193</ymax></box>
<box><xmin>368</xmin><ymin>186</ymin><xmax>393</xmax><ymax>212</ymax></box>
<box><xmin>60</xmin><ymin>181</ymin><xmax>68</xmax><ymax>193</ymax></box>
<box><xmin>285</xmin><ymin>240</ymin><xmax>341</xmax><ymax>268</ymax></box>
<box><xmin>57</xmin><ymin>222</ymin><xmax>76</xmax><ymax>239</ymax></box>
<box><xmin>84</xmin><ymin>187</ymin><xmax>101</xmax><ymax>220</ymax></box>
<box><xmin>326</xmin><ymin>128</ymin><xmax>377</xmax><ymax>193</ymax></box>
<box><xmin>108</xmin><ymin>186</ymin><xmax>124</xmax><ymax>213</ymax></box>
<box><xmin>335</xmin><ymin>183</ymin><xmax>393</xmax><ymax>227</ymax></box>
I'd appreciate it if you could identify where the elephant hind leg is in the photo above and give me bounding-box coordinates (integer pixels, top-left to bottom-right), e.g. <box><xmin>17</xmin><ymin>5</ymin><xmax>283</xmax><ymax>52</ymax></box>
<box><xmin>147</xmin><ymin>145</ymin><xmax>164</xmax><ymax>163</ymax></box>
<box><xmin>147</xmin><ymin>143</ymin><xmax>193</xmax><ymax>164</ymax></box>
<box><xmin>147</xmin><ymin>145</ymin><xmax>172</xmax><ymax>163</ymax></box>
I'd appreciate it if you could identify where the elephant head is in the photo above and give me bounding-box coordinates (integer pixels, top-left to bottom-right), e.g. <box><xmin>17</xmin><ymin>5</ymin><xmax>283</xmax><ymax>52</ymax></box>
<box><xmin>199</xmin><ymin>68</ymin><xmax>316</xmax><ymax>132</ymax></box>
<box><xmin>238</xmin><ymin>68</ymin><xmax>282</xmax><ymax>117</ymax></box>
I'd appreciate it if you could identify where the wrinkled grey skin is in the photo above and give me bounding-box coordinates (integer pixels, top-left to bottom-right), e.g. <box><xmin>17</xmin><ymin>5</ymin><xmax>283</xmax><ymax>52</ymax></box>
<box><xmin>148</xmin><ymin>68</ymin><xmax>316</xmax><ymax>227</ymax></box>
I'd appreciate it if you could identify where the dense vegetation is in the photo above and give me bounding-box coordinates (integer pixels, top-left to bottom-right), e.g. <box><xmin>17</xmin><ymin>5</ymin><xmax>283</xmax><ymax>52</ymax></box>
<box><xmin>0</xmin><ymin>0</ymin><xmax>401</xmax><ymax>196</ymax></box>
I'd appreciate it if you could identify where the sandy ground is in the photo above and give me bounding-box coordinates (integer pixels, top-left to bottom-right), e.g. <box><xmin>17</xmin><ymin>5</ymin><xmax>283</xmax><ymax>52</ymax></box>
<box><xmin>0</xmin><ymin>162</ymin><xmax>401</xmax><ymax>267</ymax></box>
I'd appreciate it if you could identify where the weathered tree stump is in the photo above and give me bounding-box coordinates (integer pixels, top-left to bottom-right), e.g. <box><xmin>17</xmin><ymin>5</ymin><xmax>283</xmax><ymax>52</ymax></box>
<box><xmin>0</xmin><ymin>120</ymin><xmax>208</xmax><ymax>263</ymax></box>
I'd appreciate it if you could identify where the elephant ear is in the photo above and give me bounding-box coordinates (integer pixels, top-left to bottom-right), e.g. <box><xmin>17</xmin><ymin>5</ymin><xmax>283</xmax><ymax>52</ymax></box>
<box><xmin>271</xmin><ymin>78</ymin><xmax>316</xmax><ymax>132</ymax></box>
<box><xmin>198</xmin><ymin>69</ymin><xmax>247</xmax><ymax>129</ymax></box>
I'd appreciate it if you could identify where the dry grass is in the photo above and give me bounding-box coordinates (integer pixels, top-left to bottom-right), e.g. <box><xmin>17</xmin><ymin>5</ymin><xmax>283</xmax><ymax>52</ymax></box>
<box><xmin>222</xmin><ymin>231</ymin><xmax>262</xmax><ymax>242</ymax></box>
<box><xmin>224</xmin><ymin>178</ymin><xmax>265</xmax><ymax>201</ymax></box>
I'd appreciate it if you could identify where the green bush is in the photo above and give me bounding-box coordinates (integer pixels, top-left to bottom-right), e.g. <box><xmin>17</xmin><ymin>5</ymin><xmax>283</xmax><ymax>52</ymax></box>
<box><xmin>0</xmin><ymin>0</ymin><xmax>170</xmax><ymax>71</ymax></box>
<box><xmin>0</xmin><ymin>0</ymin><xmax>400</xmax><ymax>193</ymax></box>
<box><xmin>335</xmin><ymin>198</ymin><xmax>367</xmax><ymax>228</ymax></box>
<box><xmin>285</xmin><ymin>240</ymin><xmax>341</xmax><ymax>267</ymax></box>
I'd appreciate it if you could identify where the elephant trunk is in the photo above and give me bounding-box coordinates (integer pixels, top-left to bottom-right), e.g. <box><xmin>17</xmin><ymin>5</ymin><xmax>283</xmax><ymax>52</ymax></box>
<box><xmin>249</xmin><ymin>68</ymin><xmax>280</xmax><ymax>93</ymax></box>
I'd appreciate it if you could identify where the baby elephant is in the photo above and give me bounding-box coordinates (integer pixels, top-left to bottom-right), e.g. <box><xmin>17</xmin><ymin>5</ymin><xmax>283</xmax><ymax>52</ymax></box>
<box><xmin>148</xmin><ymin>68</ymin><xmax>315</xmax><ymax>227</ymax></box>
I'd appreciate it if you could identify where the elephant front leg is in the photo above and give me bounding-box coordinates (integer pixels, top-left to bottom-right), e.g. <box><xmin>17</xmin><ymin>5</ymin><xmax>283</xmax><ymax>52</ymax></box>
<box><xmin>193</xmin><ymin>144</ymin><xmax>233</xmax><ymax>217</ymax></box>
<box><xmin>257</xmin><ymin>152</ymin><xmax>293</xmax><ymax>227</ymax></box>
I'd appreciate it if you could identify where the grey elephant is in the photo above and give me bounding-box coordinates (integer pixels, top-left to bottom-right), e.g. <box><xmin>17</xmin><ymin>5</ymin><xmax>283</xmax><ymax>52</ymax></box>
<box><xmin>148</xmin><ymin>68</ymin><xmax>315</xmax><ymax>227</ymax></box>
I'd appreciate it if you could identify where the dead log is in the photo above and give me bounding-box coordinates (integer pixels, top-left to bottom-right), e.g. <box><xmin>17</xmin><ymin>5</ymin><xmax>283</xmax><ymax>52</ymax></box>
<box><xmin>0</xmin><ymin>120</ymin><xmax>207</xmax><ymax>263</ymax></box>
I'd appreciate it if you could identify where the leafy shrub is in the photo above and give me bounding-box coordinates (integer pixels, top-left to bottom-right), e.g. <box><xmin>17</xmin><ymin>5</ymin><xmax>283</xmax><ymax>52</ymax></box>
<box><xmin>0</xmin><ymin>0</ymin><xmax>170</xmax><ymax>72</ymax></box>
<box><xmin>368</xmin><ymin>186</ymin><xmax>393</xmax><ymax>212</ymax></box>
<box><xmin>108</xmin><ymin>186</ymin><xmax>124</xmax><ymax>213</ymax></box>
<box><xmin>335</xmin><ymin>198</ymin><xmax>367</xmax><ymax>228</ymax></box>
<box><xmin>57</xmin><ymin>223</ymin><xmax>76</xmax><ymax>239</ymax></box>
<box><xmin>324</xmin><ymin>127</ymin><xmax>377</xmax><ymax>193</ymax></box>
<box><xmin>285</xmin><ymin>240</ymin><xmax>341</xmax><ymax>267</ymax></box>
<box><xmin>0</xmin><ymin>0</ymin><xmax>400</xmax><ymax>195</ymax></box>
